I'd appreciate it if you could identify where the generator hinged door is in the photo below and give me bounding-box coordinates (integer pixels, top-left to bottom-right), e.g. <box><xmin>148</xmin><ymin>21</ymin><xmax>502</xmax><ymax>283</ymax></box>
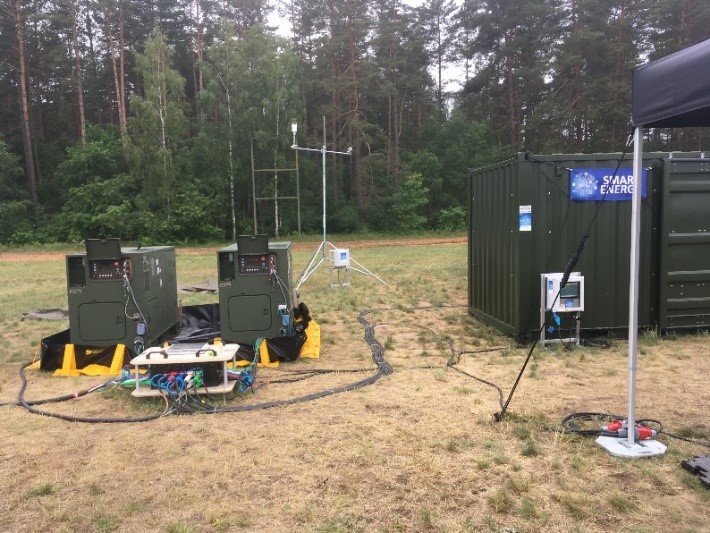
<box><xmin>660</xmin><ymin>158</ymin><xmax>710</xmax><ymax>328</ymax></box>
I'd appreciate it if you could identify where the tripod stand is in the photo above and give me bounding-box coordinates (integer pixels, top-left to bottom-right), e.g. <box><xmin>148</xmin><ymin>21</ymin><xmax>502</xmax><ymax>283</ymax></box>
<box><xmin>291</xmin><ymin>117</ymin><xmax>387</xmax><ymax>290</ymax></box>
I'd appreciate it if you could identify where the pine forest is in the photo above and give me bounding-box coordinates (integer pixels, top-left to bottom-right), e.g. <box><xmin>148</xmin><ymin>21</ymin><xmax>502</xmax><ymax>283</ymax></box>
<box><xmin>1</xmin><ymin>0</ymin><xmax>709</xmax><ymax>244</ymax></box>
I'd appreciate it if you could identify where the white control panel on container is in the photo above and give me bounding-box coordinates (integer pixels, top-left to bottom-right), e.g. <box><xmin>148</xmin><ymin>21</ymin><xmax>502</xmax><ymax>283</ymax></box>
<box><xmin>542</xmin><ymin>272</ymin><xmax>585</xmax><ymax>312</ymax></box>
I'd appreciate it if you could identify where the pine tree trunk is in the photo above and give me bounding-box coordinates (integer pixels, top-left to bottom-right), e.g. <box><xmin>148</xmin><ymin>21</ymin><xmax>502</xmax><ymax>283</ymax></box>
<box><xmin>84</xmin><ymin>2</ymin><xmax>99</xmax><ymax>124</ymax></box>
<box><xmin>570</xmin><ymin>0</ymin><xmax>583</xmax><ymax>150</ymax></box>
<box><xmin>69</xmin><ymin>0</ymin><xmax>86</xmax><ymax>145</ymax></box>
<box><xmin>118</xmin><ymin>0</ymin><xmax>127</xmax><ymax>137</ymax></box>
<box><xmin>346</xmin><ymin>6</ymin><xmax>363</xmax><ymax>214</ymax></box>
<box><xmin>436</xmin><ymin>12</ymin><xmax>443</xmax><ymax>121</ymax></box>
<box><xmin>193</xmin><ymin>0</ymin><xmax>204</xmax><ymax>97</ymax></box>
<box><xmin>505</xmin><ymin>32</ymin><xmax>520</xmax><ymax>151</ymax></box>
<box><xmin>611</xmin><ymin>0</ymin><xmax>629</xmax><ymax>147</ymax></box>
<box><xmin>13</xmin><ymin>0</ymin><xmax>39</xmax><ymax>209</ymax></box>
<box><xmin>389</xmin><ymin>3</ymin><xmax>400</xmax><ymax>186</ymax></box>
<box><xmin>106</xmin><ymin>6</ymin><xmax>127</xmax><ymax>147</ymax></box>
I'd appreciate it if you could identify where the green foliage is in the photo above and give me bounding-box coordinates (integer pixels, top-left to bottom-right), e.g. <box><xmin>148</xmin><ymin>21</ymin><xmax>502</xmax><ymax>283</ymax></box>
<box><xmin>50</xmin><ymin>175</ymin><xmax>138</xmax><ymax>242</ymax></box>
<box><xmin>411</xmin><ymin>114</ymin><xmax>507</xmax><ymax>223</ymax></box>
<box><xmin>0</xmin><ymin>140</ymin><xmax>33</xmax><ymax>244</ymax></box>
<box><xmin>406</xmin><ymin>149</ymin><xmax>443</xmax><ymax>198</ymax></box>
<box><xmin>0</xmin><ymin>201</ymin><xmax>35</xmax><ymax>244</ymax></box>
<box><xmin>140</xmin><ymin>185</ymin><xmax>224</xmax><ymax>244</ymax></box>
<box><xmin>0</xmin><ymin>139</ymin><xmax>24</xmax><ymax>201</ymax></box>
<box><xmin>329</xmin><ymin>202</ymin><xmax>360</xmax><ymax>234</ymax></box>
<box><xmin>437</xmin><ymin>206</ymin><xmax>466</xmax><ymax>231</ymax></box>
<box><xmin>392</xmin><ymin>172</ymin><xmax>429</xmax><ymax>232</ymax></box>
<box><xmin>2</xmin><ymin>1</ymin><xmax>707</xmax><ymax>243</ymax></box>
<box><xmin>197</xmin><ymin>25</ymin><xmax>303</xmax><ymax>238</ymax></box>
<box><xmin>54</xmin><ymin>127</ymin><xmax>125</xmax><ymax>188</ymax></box>
<box><xmin>361</xmin><ymin>194</ymin><xmax>393</xmax><ymax>233</ymax></box>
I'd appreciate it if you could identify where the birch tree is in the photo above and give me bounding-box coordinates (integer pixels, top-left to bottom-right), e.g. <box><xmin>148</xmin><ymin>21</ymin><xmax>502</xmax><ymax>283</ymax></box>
<box><xmin>128</xmin><ymin>29</ymin><xmax>189</xmax><ymax>212</ymax></box>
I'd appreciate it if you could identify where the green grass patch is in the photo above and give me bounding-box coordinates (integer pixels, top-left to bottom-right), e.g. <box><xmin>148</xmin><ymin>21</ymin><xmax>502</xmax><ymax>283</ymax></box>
<box><xmin>488</xmin><ymin>488</ymin><xmax>514</xmax><ymax>514</ymax></box>
<box><xmin>608</xmin><ymin>493</ymin><xmax>637</xmax><ymax>513</ymax></box>
<box><xmin>26</xmin><ymin>483</ymin><xmax>57</xmax><ymax>497</ymax></box>
<box><xmin>93</xmin><ymin>515</ymin><xmax>120</xmax><ymax>532</ymax></box>
<box><xmin>445</xmin><ymin>436</ymin><xmax>474</xmax><ymax>453</ymax></box>
<box><xmin>553</xmin><ymin>493</ymin><xmax>593</xmax><ymax>520</ymax></box>
<box><xmin>521</xmin><ymin>438</ymin><xmax>541</xmax><ymax>457</ymax></box>
<box><xmin>165</xmin><ymin>523</ymin><xmax>195</xmax><ymax>533</ymax></box>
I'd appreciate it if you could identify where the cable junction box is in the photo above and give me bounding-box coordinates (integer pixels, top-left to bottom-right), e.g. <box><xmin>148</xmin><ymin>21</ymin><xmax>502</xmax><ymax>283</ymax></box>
<box><xmin>130</xmin><ymin>342</ymin><xmax>239</xmax><ymax>397</ymax></box>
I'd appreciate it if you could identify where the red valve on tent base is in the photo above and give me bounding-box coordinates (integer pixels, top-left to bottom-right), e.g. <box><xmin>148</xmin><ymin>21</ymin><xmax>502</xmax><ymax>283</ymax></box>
<box><xmin>601</xmin><ymin>419</ymin><xmax>657</xmax><ymax>441</ymax></box>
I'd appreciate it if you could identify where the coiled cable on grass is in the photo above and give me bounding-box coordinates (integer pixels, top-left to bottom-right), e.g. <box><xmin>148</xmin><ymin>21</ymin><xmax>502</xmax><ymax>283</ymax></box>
<box><xmin>10</xmin><ymin>307</ymin><xmax>394</xmax><ymax>421</ymax></box>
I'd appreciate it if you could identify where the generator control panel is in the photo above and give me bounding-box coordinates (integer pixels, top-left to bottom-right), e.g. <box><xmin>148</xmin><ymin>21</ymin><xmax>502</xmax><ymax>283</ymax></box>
<box><xmin>542</xmin><ymin>272</ymin><xmax>585</xmax><ymax>313</ymax></box>
<box><xmin>238</xmin><ymin>253</ymin><xmax>277</xmax><ymax>274</ymax></box>
<box><xmin>89</xmin><ymin>258</ymin><xmax>133</xmax><ymax>280</ymax></box>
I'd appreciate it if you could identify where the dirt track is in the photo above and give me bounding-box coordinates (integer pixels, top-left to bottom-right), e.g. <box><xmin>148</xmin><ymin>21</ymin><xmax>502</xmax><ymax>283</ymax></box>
<box><xmin>0</xmin><ymin>236</ymin><xmax>466</xmax><ymax>262</ymax></box>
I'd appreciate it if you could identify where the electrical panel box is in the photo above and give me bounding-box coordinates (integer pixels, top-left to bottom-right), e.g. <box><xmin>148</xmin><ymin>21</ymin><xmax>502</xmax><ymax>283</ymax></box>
<box><xmin>542</xmin><ymin>272</ymin><xmax>585</xmax><ymax>313</ymax></box>
<box><xmin>217</xmin><ymin>236</ymin><xmax>294</xmax><ymax>346</ymax></box>
<box><xmin>66</xmin><ymin>239</ymin><xmax>179</xmax><ymax>353</ymax></box>
<box><xmin>332</xmin><ymin>248</ymin><xmax>351</xmax><ymax>268</ymax></box>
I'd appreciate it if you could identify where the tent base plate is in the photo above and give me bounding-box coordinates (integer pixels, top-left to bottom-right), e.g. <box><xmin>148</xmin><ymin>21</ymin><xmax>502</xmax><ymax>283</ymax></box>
<box><xmin>596</xmin><ymin>436</ymin><xmax>667</xmax><ymax>458</ymax></box>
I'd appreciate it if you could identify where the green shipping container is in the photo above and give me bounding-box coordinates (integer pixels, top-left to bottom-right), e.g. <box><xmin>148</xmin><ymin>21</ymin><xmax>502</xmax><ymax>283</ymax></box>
<box><xmin>468</xmin><ymin>152</ymin><xmax>710</xmax><ymax>339</ymax></box>
<box><xmin>659</xmin><ymin>157</ymin><xmax>710</xmax><ymax>328</ymax></box>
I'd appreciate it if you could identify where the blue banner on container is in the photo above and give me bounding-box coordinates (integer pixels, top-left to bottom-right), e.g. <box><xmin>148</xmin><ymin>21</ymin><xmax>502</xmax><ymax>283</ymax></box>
<box><xmin>569</xmin><ymin>168</ymin><xmax>647</xmax><ymax>201</ymax></box>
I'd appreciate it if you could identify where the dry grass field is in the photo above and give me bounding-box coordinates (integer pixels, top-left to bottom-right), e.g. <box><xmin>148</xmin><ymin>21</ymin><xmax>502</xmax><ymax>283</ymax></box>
<box><xmin>0</xmin><ymin>238</ymin><xmax>708</xmax><ymax>533</ymax></box>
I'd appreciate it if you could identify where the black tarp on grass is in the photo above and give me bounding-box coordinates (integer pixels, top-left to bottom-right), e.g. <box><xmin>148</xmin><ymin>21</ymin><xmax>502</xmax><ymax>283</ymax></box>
<box><xmin>40</xmin><ymin>304</ymin><xmax>223</xmax><ymax>371</ymax></box>
<box><xmin>40</xmin><ymin>329</ymin><xmax>121</xmax><ymax>372</ymax></box>
<box><xmin>632</xmin><ymin>38</ymin><xmax>710</xmax><ymax>128</ymax></box>
<box><xmin>40</xmin><ymin>303</ymin><xmax>308</xmax><ymax>370</ymax></box>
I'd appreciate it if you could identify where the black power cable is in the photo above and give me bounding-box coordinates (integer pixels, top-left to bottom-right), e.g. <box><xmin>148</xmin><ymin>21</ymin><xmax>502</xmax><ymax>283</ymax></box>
<box><xmin>16</xmin><ymin>362</ymin><xmax>170</xmax><ymax>423</ymax></box>
<box><xmin>363</xmin><ymin>309</ymin><xmax>508</xmax><ymax>409</ymax></box>
<box><xmin>562</xmin><ymin>412</ymin><xmax>710</xmax><ymax>448</ymax></box>
<box><xmin>10</xmin><ymin>307</ymin><xmax>394</xmax><ymax>422</ymax></box>
<box><xmin>194</xmin><ymin>309</ymin><xmax>393</xmax><ymax>415</ymax></box>
<box><xmin>495</xmin><ymin>134</ymin><xmax>636</xmax><ymax>422</ymax></box>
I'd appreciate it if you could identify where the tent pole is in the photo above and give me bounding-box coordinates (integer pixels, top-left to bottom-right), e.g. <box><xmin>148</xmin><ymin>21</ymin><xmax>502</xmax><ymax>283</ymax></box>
<box><xmin>627</xmin><ymin>126</ymin><xmax>643</xmax><ymax>447</ymax></box>
<box><xmin>596</xmin><ymin>127</ymin><xmax>665</xmax><ymax>457</ymax></box>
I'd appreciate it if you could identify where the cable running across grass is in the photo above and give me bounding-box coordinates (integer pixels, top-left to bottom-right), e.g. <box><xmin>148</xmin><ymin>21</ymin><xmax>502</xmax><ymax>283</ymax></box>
<box><xmin>365</xmin><ymin>312</ymin><xmax>507</xmax><ymax>410</ymax></box>
<box><xmin>16</xmin><ymin>362</ymin><xmax>171</xmax><ymax>423</ymax></box>
<box><xmin>496</xmin><ymin>135</ymin><xmax>636</xmax><ymax>422</ymax></box>
<box><xmin>10</xmin><ymin>313</ymin><xmax>393</xmax><ymax>422</ymax></box>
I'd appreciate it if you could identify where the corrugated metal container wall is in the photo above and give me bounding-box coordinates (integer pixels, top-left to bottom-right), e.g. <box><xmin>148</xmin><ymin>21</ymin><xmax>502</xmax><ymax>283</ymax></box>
<box><xmin>469</xmin><ymin>152</ymin><xmax>666</xmax><ymax>339</ymax></box>
<box><xmin>468</xmin><ymin>158</ymin><xmax>520</xmax><ymax>335</ymax></box>
<box><xmin>660</xmin><ymin>158</ymin><xmax>710</xmax><ymax>328</ymax></box>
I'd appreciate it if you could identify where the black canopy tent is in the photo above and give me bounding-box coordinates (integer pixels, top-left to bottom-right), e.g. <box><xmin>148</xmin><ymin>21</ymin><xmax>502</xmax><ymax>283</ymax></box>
<box><xmin>632</xmin><ymin>38</ymin><xmax>710</xmax><ymax>128</ymax></box>
<box><xmin>600</xmin><ymin>38</ymin><xmax>710</xmax><ymax>457</ymax></box>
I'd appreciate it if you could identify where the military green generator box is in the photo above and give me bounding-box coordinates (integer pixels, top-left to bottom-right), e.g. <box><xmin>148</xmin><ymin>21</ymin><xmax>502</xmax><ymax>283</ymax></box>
<box><xmin>217</xmin><ymin>235</ymin><xmax>294</xmax><ymax>346</ymax></box>
<box><xmin>66</xmin><ymin>239</ymin><xmax>179</xmax><ymax>353</ymax></box>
